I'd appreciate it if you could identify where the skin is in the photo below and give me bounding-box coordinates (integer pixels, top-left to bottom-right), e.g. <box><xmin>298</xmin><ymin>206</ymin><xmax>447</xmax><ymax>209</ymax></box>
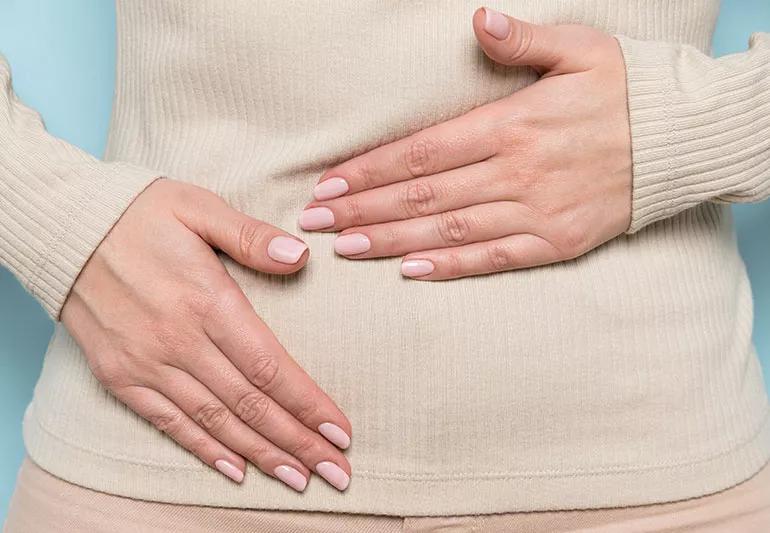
<box><xmin>60</xmin><ymin>8</ymin><xmax>630</xmax><ymax>493</ymax></box>
<box><xmin>304</xmin><ymin>9</ymin><xmax>633</xmax><ymax>278</ymax></box>
<box><xmin>61</xmin><ymin>180</ymin><xmax>352</xmax><ymax>491</ymax></box>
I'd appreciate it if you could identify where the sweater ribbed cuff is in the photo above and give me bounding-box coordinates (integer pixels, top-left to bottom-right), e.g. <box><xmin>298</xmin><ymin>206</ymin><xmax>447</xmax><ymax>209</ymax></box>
<box><xmin>0</xmin><ymin>162</ymin><xmax>160</xmax><ymax>319</ymax></box>
<box><xmin>616</xmin><ymin>33</ymin><xmax>770</xmax><ymax>233</ymax></box>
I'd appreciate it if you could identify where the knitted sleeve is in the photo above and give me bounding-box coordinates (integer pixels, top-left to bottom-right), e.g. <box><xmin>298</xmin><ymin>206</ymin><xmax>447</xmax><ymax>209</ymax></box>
<box><xmin>0</xmin><ymin>54</ymin><xmax>160</xmax><ymax>318</ymax></box>
<box><xmin>616</xmin><ymin>33</ymin><xmax>770</xmax><ymax>233</ymax></box>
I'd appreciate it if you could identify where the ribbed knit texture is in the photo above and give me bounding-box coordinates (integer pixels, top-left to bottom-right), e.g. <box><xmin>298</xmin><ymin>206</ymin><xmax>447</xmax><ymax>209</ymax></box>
<box><xmin>618</xmin><ymin>33</ymin><xmax>770</xmax><ymax>232</ymax></box>
<box><xmin>3</xmin><ymin>0</ymin><xmax>770</xmax><ymax>516</ymax></box>
<box><xmin>0</xmin><ymin>57</ymin><xmax>160</xmax><ymax>317</ymax></box>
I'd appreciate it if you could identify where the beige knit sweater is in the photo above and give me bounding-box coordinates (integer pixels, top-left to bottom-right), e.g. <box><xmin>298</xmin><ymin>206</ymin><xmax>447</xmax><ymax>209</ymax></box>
<box><xmin>1</xmin><ymin>0</ymin><xmax>769</xmax><ymax>516</ymax></box>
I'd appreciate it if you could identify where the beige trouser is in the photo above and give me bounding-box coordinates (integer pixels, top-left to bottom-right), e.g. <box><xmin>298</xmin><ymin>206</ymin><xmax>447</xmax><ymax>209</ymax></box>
<box><xmin>4</xmin><ymin>458</ymin><xmax>770</xmax><ymax>533</ymax></box>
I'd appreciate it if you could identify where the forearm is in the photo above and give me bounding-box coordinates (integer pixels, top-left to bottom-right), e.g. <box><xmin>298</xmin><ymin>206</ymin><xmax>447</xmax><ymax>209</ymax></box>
<box><xmin>618</xmin><ymin>33</ymin><xmax>770</xmax><ymax>232</ymax></box>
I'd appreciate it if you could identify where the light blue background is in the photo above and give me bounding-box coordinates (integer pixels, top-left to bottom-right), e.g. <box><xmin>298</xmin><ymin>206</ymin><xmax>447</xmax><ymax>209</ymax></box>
<box><xmin>0</xmin><ymin>0</ymin><xmax>769</xmax><ymax>522</ymax></box>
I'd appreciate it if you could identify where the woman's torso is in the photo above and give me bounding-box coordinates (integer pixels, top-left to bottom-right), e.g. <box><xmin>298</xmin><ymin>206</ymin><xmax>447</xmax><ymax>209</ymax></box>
<box><xmin>22</xmin><ymin>0</ymin><xmax>770</xmax><ymax>515</ymax></box>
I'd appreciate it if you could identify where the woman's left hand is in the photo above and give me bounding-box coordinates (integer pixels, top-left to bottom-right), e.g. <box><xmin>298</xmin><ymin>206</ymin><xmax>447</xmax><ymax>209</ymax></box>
<box><xmin>300</xmin><ymin>8</ymin><xmax>633</xmax><ymax>280</ymax></box>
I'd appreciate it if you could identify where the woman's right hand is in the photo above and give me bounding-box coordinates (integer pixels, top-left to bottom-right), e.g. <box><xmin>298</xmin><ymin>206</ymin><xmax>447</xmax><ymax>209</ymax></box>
<box><xmin>60</xmin><ymin>179</ymin><xmax>352</xmax><ymax>492</ymax></box>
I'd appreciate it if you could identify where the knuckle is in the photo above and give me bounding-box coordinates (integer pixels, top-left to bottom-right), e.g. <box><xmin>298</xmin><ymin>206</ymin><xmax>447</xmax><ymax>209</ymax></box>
<box><xmin>149</xmin><ymin>408</ymin><xmax>184</xmax><ymax>436</ymax></box>
<box><xmin>487</xmin><ymin>244</ymin><xmax>517</xmax><ymax>271</ymax></box>
<box><xmin>211</xmin><ymin>283</ymin><xmax>242</xmax><ymax>316</ymax></box>
<box><xmin>194</xmin><ymin>401</ymin><xmax>231</xmax><ymax>434</ymax></box>
<box><xmin>445</xmin><ymin>252</ymin><xmax>464</xmax><ymax>278</ymax></box>
<box><xmin>244</xmin><ymin>443</ymin><xmax>271</xmax><ymax>466</ymax></box>
<box><xmin>181</xmin><ymin>289</ymin><xmax>216</xmax><ymax>320</ymax></box>
<box><xmin>247</xmin><ymin>350</ymin><xmax>282</xmax><ymax>391</ymax></box>
<box><xmin>237</xmin><ymin>219</ymin><xmax>267</xmax><ymax>262</ymax></box>
<box><xmin>400</xmin><ymin>180</ymin><xmax>436</xmax><ymax>217</ymax></box>
<box><xmin>151</xmin><ymin>322</ymin><xmax>196</xmax><ymax>359</ymax></box>
<box><xmin>538</xmin><ymin>200</ymin><xmax>567</xmax><ymax>220</ymax></box>
<box><xmin>502</xmin><ymin>136</ymin><xmax>538</xmax><ymax>184</ymax></box>
<box><xmin>176</xmin><ymin>182</ymin><xmax>213</xmax><ymax>206</ymax></box>
<box><xmin>491</xmin><ymin>110</ymin><xmax>524</xmax><ymax>154</ymax></box>
<box><xmin>234</xmin><ymin>391</ymin><xmax>271</xmax><ymax>426</ymax></box>
<box><xmin>381</xmin><ymin>226</ymin><xmax>401</xmax><ymax>249</ymax></box>
<box><xmin>557</xmin><ymin>223</ymin><xmax>589</xmax><ymax>257</ymax></box>
<box><xmin>196</xmin><ymin>281</ymin><xmax>242</xmax><ymax>326</ymax></box>
<box><xmin>186</xmin><ymin>435</ymin><xmax>210</xmax><ymax>458</ymax></box>
<box><xmin>507</xmin><ymin>23</ymin><xmax>536</xmax><ymax>64</ymax></box>
<box><xmin>88</xmin><ymin>358</ymin><xmax>126</xmax><ymax>389</ymax></box>
<box><xmin>355</xmin><ymin>159</ymin><xmax>380</xmax><ymax>191</ymax></box>
<box><xmin>509</xmin><ymin>162</ymin><xmax>543</xmax><ymax>197</ymax></box>
<box><xmin>294</xmin><ymin>394</ymin><xmax>320</xmax><ymax>423</ymax></box>
<box><xmin>436</xmin><ymin>211</ymin><xmax>471</xmax><ymax>245</ymax></box>
<box><xmin>288</xmin><ymin>434</ymin><xmax>319</xmax><ymax>458</ymax></box>
<box><xmin>342</xmin><ymin>196</ymin><xmax>364</xmax><ymax>227</ymax></box>
<box><xmin>404</xmin><ymin>137</ymin><xmax>440</xmax><ymax>178</ymax></box>
<box><xmin>193</xmin><ymin>270</ymin><xmax>235</xmax><ymax>310</ymax></box>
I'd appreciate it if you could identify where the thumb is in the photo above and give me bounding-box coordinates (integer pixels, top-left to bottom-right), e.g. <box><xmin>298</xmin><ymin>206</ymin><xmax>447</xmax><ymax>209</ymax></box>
<box><xmin>179</xmin><ymin>187</ymin><xmax>309</xmax><ymax>274</ymax></box>
<box><xmin>473</xmin><ymin>7</ymin><xmax>596</xmax><ymax>74</ymax></box>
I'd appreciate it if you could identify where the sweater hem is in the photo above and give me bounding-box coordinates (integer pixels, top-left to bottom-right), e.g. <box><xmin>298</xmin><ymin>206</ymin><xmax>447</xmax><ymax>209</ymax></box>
<box><xmin>22</xmin><ymin>403</ymin><xmax>770</xmax><ymax>516</ymax></box>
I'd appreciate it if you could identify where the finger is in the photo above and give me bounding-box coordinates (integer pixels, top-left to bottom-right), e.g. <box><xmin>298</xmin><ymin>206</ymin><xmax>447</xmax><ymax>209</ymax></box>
<box><xmin>400</xmin><ymin>233</ymin><xmax>561</xmax><ymax>280</ymax></box>
<box><xmin>64</xmin><ymin>298</ymin><xmax>250</xmax><ymax>485</ymax></box>
<box><xmin>472</xmin><ymin>7</ymin><xmax>597</xmax><ymax>74</ymax></box>
<box><xmin>155</xmin><ymin>368</ymin><xmax>324</xmax><ymax>492</ymax></box>
<box><xmin>183</xmin><ymin>339</ymin><xmax>352</xmax><ymax>485</ymax></box>
<box><xmin>306</xmin><ymin>162</ymin><xmax>513</xmax><ymax>231</ymax></box>
<box><xmin>307</xmin><ymin>107</ymin><xmax>500</xmax><ymax>205</ymax></box>
<box><xmin>333</xmin><ymin>202</ymin><xmax>535</xmax><ymax>259</ymax></box>
<box><xmin>175</xmin><ymin>186</ymin><xmax>309</xmax><ymax>274</ymax></box>
<box><xmin>116</xmin><ymin>385</ymin><xmax>247</xmax><ymax>484</ymax></box>
<box><xmin>202</xmin><ymin>283</ymin><xmax>353</xmax><ymax>452</ymax></box>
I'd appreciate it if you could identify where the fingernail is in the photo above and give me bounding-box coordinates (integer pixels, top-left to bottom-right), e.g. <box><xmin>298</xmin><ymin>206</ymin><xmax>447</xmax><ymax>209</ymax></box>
<box><xmin>316</xmin><ymin>461</ymin><xmax>350</xmax><ymax>491</ymax></box>
<box><xmin>334</xmin><ymin>233</ymin><xmax>370</xmax><ymax>256</ymax></box>
<box><xmin>274</xmin><ymin>465</ymin><xmax>308</xmax><ymax>492</ymax></box>
<box><xmin>401</xmin><ymin>259</ymin><xmax>435</xmax><ymax>278</ymax></box>
<box><xmin>318</xmin><ymin>422</ymin><xmax>351</xmax><ymax>450</ymax></box>
<box><xmin>314</xmin><ymin>177</ymin><xmax>349</xmax><ymax>201</ymax></box>
<box><xmin>299</xmin><ymin>207</ymin><xmax>335</xmax><ymax>230</ymax></box>
<box><xmin>267</xmin><ymin>236</ymin><xmax>308</xmax><ymax>264</ymax></box>
<box><xmin>215</xmin><ymin>459</ymin><xmax>244</xmax><ymax>483</ymax></box>
<box><xmin>483</xmin><ymin>8</ymin><xmax>511</xmax><ymax>40</ymax></box>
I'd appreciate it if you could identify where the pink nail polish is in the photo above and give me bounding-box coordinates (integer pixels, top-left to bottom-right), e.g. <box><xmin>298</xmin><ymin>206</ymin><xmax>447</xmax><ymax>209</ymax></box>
<box><xmin>215</xmin><ymin>459</ymin><xmax>244</xmax><ymax>483</ymax></box>
<box><xmin>401</xmin><ymin>259</ymin><xmax>435</xmax><ymax>278</ymax></box>
<box><xmin>483</xmin><ymin>8</ymin><xmax>511</xmax><ymax>40</ymax></box>
<box><xmin>318</xmin><ymin>422</ymin><xmax>351</xmax><ymax>450</ymax></box>
<box><xmin>299</xmin><ymin>207</ymin><xmax>335</xmax><ymax>230</ymax></box>
<box><xmin>267</xmin><ymin>236</ymin><xmax>308</xmax><ymax>264</ymax></box>
<box><xmin>316</xmin><ymin>461</ymin><xmax>350</xmax><ymax>491</ymax></box>
<box><xmin>314</xmin><ymin>177</ymin><xmax>349</xmax><ymax>201</ymax></box>
<box><xmin>334</xmin><ymin>233</ymin><xmax>370</xmax><ymax>256</ymax></box>
<box><xmin>274</xmin><ymin>465</ymin><xmax>308</xmax><ymax>492</ymax></box>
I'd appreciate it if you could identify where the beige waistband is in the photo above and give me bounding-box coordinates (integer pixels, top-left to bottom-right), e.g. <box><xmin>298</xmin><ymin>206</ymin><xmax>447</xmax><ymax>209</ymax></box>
<box><xmin>4</xmin><ymin>457</ymin><xmax>770</xmax><ymax>533</ymax></box>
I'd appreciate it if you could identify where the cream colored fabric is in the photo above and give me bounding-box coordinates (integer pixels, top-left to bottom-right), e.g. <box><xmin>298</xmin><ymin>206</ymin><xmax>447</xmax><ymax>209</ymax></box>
<box><xmin>1</xmin><ymin>0</ymin><xmax>770</xmax><ymax>516</ymax></box>
<box><xmin>0</xmin><ymin>55</ymin><xmax>159</xmax><ymax>316</ymax></box>
<box><xmin>5</xmin><ymin>458</ymin><xmax>770</xmax><ymax>532</ymax></box>
<box><xmin>616</xmin><ymin>33</ymin><xmax>770</xmax><ymax>231</ymax></box>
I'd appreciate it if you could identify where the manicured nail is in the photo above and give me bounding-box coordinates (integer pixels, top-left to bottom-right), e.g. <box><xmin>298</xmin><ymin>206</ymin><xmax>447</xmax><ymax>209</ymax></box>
<box><xmin>274</xmin><ymin>465</ymin><xmax>308</xmax><ymax>492</ymax></box>
<box><xmin>483</xmin><ymin>8</ymin><xmax>511</xmax><ymax>40</ymax></box>
<box><xmin>318</xmin><ymin>422</ymin><xmax>351</xmax><ymax>450</ymax></box>
<box><xmin>314</xmin><ymin>177</ymin><xmax>349</xmax><ymax>201</ymax></box>
<box><xmin>401</xmin><ymin>259</ymin><xmax>435</xmax><ymax>278</ymax></box>
<box><xmin>299</xmin><ymin>207</ymin><xmax>335</xmax><ymax>230</ymax></box>
<box><xmin>316</xmin><ymin>461</ymin><xmax>350</xmax><ymax>491</ymax></box>
<box><xmin>334</xmin><ymin>233</ymin><xmax>370</xmax><ymax>256</ymax></box>
<box><xmin>215</xmin><ymin>459</ymin><xmax>244</xmax><ymax>483</ymax></box>
<box><xmin>267</xmin><ymin>236</ymin><xmax>308</xmax><ymax>264</ymax></box>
